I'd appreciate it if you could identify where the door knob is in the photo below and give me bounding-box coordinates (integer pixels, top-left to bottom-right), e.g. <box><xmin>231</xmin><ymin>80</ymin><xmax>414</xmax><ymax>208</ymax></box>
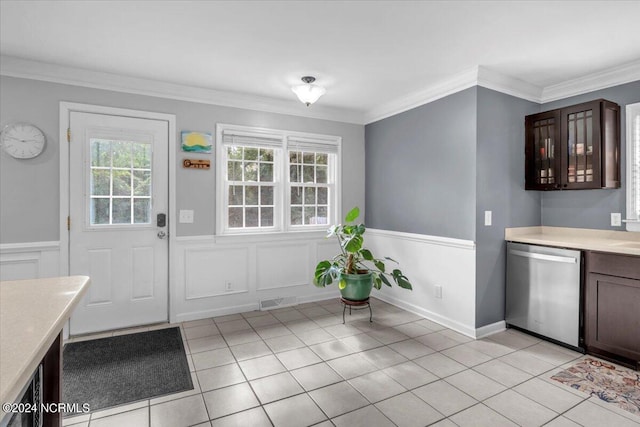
<box><xmin>157</xmin><ymin>231</ymin><xmax>167</xmax><ymax>239</ymax></box>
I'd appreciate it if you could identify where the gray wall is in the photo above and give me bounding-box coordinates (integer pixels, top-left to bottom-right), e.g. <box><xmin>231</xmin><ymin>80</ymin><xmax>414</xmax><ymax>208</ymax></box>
<box><xmin>475</xmin><ymin>87</ymin><xmax>540</xmax><ymax>327</ymax></box>
<box><xmin>0</xmin><ymin>76</ymin><xmax>365</xmax><ymax>243</ymax></box>
<box><xmin>540</xmin><ymin>80</ymin><xmax>640</xmax><ymax>230</ymax></box>
<box><xmin>364</xmin><ymin>88</ymin><xmax>478</xmax><ymax>241</ymax></box>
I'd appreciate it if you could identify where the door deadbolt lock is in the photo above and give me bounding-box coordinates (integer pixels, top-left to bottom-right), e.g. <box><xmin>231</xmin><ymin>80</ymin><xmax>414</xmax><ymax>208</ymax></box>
<box><xmin>157</xmin><ymin>213</ymin><xmax>166</xmax><ymax>227</ymax></box>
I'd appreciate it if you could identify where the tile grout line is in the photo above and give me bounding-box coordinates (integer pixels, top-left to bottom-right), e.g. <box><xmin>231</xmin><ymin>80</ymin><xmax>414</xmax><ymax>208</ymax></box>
<box><xmin>68</xmin><ymin>300</ymin><xmax>637</xmax><ymax>427</ymax></box>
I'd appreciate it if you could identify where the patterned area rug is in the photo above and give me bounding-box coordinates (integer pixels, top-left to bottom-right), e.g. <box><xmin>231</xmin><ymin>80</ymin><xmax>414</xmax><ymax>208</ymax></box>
<box><xmin>551</xmin><ymin>358</ymin><xmax>640</xmax><ymax>416</ymax></box>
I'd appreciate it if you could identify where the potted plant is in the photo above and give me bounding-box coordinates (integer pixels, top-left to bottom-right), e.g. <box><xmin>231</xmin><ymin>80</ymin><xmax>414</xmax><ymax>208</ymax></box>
<box><xmin>314</xmin><ymin>207</ymin><xmax>413</xmax><ymax>301</ymax></box>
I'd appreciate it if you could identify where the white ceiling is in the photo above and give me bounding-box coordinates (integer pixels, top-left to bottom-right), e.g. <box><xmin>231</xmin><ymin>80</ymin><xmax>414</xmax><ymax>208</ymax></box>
<box><xmin>1</xmin><ymin>1</ymin><xmax>640</xmax><ymax>123</ymax></box>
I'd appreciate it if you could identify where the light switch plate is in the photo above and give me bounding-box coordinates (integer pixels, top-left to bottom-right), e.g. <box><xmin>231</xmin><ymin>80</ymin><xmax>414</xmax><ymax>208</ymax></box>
<box><xmin>179</xmin><ymin>209</ymin><xmax>194</xmax><ymax>223</ymax></box>
<box><xmin>484</xmin><ymin>210</ymin><xmax>492</xmax><ymax>226</ymax></box>
<box><xmin>611</xmin><ymin>212</ymin><xmax>622</xmax><ymax>227</ymax></box>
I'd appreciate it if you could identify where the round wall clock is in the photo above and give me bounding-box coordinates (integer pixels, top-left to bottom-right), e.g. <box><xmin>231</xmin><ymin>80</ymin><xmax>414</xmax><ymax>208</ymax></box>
<box><xmin>1</xmin><ymin>123</ymin><xmax>46</xmax><ymax>159</ymax></box>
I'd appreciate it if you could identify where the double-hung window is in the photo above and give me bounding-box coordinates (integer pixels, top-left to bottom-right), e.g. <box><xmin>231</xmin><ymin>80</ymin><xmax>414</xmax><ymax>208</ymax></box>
<box><xmin>626</xmin><ymin>102</ymin><xmax>640</xmax><ymax>231</ymax></box>
<box><xmin>217</xmin><ymin>124</ymin><xmax>341</xmax><ymax>235</ymax></box>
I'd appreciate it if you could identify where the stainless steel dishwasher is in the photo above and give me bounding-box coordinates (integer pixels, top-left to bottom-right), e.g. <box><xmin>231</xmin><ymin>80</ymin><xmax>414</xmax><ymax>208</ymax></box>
<box><xmin>506</xmin><ymin>242</ymin><xmax>582</xmax><ymax>349</ymax></box>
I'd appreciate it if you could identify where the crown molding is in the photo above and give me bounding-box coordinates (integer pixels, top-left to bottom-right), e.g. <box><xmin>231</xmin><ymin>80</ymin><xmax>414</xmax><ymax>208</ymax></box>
<box><xmin>2</xmin><ymin>55</ymin><xmax>637</xmax><ymax>126</ymax></box>
<box><xmin>364</xmin><ymin>67</ymin><xmax>480</xmax><ymax>124</ymax></box>
<box><xmin>364</xmin><ymin>65</ymin><xmax>544</xmax><ymax>124</ymax></box>
<box><xmin>541</xmin><ymin>59</ymin><xmax>640</xmax><ymax>103</ymax></box>
<box><xmin>0</xmin><ymin>55</ymin><xmax>365</xmax><ymax>125</ymax></box>
<box><xmin>476</xmin><ymin>66</ymin><xmax>543</xmax><ymax>103</ymax></box>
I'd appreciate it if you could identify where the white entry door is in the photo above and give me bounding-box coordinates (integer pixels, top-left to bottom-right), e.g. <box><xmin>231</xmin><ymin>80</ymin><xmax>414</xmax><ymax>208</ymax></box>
<box><xmin>69</xmin><ymin>111</ymin><xmax>169</xmax><ymax>335</ymax></box>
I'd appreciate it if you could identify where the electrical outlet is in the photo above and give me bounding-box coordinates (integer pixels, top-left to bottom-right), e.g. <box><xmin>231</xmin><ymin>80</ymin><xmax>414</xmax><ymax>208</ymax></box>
<box><xmin>434</xmin><ymin>285</ymin><xmax>442</xmax><ymax>299</ymax></box>
<box><xmin>225</xmin><ymin>281</ymin><xmax>232</xmax><ymax>291</ymax></box>
<box><xmin>484</xmin><ymin>210</ymin><xmax>492</xmax><ymax>226</ymax></box>
<box><xmin>611</xmin><ymin>213</ymin><xmax>622</xmax><ymax>227</ymax></box>
<box><xmin>179</xmin><ymin>210</ymin><xmax>194</xmax><ymax>223</ymax></box>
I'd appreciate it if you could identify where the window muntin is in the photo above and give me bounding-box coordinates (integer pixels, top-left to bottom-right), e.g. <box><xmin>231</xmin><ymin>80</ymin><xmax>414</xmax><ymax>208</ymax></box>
<box><xmin>89</xmin><ymin>138</ymin><xmax>152</xmax><ymax>226</ymax></box>
<box><xmin>217</xmin><ymin>125</ymin><xmax>340</xmax><ymax>235</ymax></box>
<box><xmin>626</xmin><ymin>102</ymin><xmax>640</xmax><ymax>231</ymax></box>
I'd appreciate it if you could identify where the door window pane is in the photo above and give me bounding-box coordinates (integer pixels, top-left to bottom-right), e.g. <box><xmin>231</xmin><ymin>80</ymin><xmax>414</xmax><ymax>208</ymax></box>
<box><xmin>112</xmin><ymin>170</ymin><xmax>132</xmax><ymax>196</ymax></box>
<box><xmin>112</xmin><ymin>198</ymin><xmax>132</xmax><ymax>224</ymax></box>
<box><xmin>133</xmin><ymin>170</ymin><xmax>151</xmax><ymax>196</ymax></box>
<box><xmin>112</xmin><ymin>141</ymin><xmax>132</xmax><ymax>168</ymax></box>
<box><xmin>91</xmin><ymin>140</ymin><xmax>111</xmax><ymax>167</ymax></box>
<box><xmin>133</xmin><ymin>199</ymin><xmax>151</xmax><ymax>224</ymax></box>
<box><xmin>91</xmin><ymin>170</ymin><xmax>110</xmax><ymax>196</ymax></box>
<box><xmin>132</xmin><ymin>143</ymin><xmax>152</xmax><ymax>168</ymax></box>
<box><xmin>89</xmin><ymin>139</ymin><xmax>153</xmax><ymax>225</ymax></box>
<box><xmin>91</xmin><ymin>198</ymin><xmax>110</xmax><ymax>225</ymax></box>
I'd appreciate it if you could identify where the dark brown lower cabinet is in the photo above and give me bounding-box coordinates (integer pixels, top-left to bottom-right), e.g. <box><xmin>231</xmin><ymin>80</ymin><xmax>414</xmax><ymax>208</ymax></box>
<box><xmin>585</xmin><ymin>251</ymin><xmax>640</xmax><ymax>370</ymax></box>
<box><xmin>42</xmin><ymin>333</ymin><xmax>62</xmax><ymax>427</ymax></box>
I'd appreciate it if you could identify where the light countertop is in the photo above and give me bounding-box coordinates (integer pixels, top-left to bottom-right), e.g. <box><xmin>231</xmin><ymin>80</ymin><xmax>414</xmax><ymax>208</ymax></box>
<box><xmin>0</xmin><ymin>276</ymin><xmax>90</xmax><ymax>406</ymax></box>
<box><xmin>505</xmin><ymin>226</ymin><xmax>640</xmax><ymax>256</ymax></box>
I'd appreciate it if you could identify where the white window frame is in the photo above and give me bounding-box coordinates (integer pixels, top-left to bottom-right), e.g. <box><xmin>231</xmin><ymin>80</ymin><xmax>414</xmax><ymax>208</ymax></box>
<box><xmin>626</xmin><ymin>102</ymin><xmax>640</xmax><ymax>232</ymax></box>
<box><xmin>216</xmin><ymin>123</ymin><xmax>341</xmax><ymax>236</ymax></box>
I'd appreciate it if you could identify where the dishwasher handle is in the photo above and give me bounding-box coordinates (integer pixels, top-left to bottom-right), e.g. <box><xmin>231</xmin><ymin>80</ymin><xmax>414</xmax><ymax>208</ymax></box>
<box><xmin>509</xmin><ymin>249</ymin><xmax>577</xmax><ymax>264</ymax></box>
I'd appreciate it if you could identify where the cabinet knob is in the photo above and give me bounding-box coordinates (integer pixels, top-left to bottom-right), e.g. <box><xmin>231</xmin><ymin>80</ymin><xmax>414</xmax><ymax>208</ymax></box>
<box><xmin>563</xmin><ymin>184</ymin><xmax>568</xmax><ymax>188</ymax></box>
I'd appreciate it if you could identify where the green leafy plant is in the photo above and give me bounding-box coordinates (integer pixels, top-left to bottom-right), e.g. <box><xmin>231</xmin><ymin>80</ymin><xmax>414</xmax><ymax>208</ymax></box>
<box><xmin>314</xmin><ymin>207</ymin><xmax>413</xmax><ymax>291</ymax></box>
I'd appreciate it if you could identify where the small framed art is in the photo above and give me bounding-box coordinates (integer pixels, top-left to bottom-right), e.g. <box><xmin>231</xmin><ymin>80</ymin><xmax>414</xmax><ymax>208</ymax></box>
<box><xmin>181</xmin><ymin>131</ymin><xmax>212</xmax><ymax>153</ymax></box>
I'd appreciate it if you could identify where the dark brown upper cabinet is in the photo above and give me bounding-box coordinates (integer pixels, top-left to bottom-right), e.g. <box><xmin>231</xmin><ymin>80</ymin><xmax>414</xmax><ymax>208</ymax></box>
<box><xmin>525</xmin><ymin>99</ymin><xmax>620</xmax><ymax>190</ymax></box>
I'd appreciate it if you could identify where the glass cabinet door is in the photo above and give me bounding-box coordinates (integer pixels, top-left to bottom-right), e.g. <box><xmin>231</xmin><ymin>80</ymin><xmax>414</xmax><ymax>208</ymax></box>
<box><xmin>561</xmin><ymin>102</ymin><xmax>601</xmax><ymax>189</ymax></box>
<box><xmin>526</xmin><ymin>111</ymin><xmax>560</xmax><ymax>190</ymax></box>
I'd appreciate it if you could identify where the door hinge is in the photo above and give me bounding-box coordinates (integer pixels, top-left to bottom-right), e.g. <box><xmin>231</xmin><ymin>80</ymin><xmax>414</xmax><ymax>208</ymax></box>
<box><xmin>67</xmin><ymin>216</ymin><xmax>71</xmax><ymax>230</ymax></box>
<box><xmin>67</xmin><ymin>128</ymin><xmax>71</xmax><ymax>143</ymax></box>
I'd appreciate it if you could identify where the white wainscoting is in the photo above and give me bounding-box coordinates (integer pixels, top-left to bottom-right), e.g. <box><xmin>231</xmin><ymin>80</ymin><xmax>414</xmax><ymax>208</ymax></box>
<box><xmin>365</xmin><ymin>229</ymin><xmax>478</xmax><ymax>337</ymax></box>
<box><xmin>171</xmin><ymin>235</ymin><xmax>340</xmax><ymax>323</ymax></box>
<box><xmin>0</xmin><ymin>241</ymin><xmax>61</xmax><ymax>281</ymax></box>
<box><xmin>1</xmin><ymin>234</ymin><xmax>492</xmax><ymax>338</ymax></box>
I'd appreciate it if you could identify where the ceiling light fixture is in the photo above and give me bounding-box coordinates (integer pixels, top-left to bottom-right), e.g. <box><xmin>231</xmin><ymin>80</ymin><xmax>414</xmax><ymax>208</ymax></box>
<box><xmin>291</xmin><ymin>76</ymin><xmax>326</xmax><ymax>106</ymax></box>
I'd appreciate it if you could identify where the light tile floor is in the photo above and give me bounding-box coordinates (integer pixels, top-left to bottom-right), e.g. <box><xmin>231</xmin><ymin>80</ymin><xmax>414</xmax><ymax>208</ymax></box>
<box><xmin>63</xmin><ymin>298</ymin><xmax>640</xmax><ymax>427</ymax></box>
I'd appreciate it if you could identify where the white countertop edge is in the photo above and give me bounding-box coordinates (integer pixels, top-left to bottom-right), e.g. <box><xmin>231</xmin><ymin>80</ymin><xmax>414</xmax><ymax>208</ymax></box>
<box><xmin>505</xmin><ymin>226</ymin><xmax>640</xmax><ymax>256</ymax></box>
<box><xmin>0</xmin><ymin>276</ymin><xmax>90</xmax><ymax>406</ymax></box>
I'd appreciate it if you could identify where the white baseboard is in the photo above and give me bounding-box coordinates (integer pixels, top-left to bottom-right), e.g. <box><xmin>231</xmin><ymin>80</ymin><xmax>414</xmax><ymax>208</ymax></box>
<box><xmin>374</xmin><ymin>292</ymin><xmax>476</xmax><ymax>338</ymax></box>
<box><xmin>474</xmin><ymin>320</ymin><xmax>506</xmax><ymax>339</ymax></box>
<box><xmin>173</xmin><ymin>303</ymin><xmax>260</xmax><ymax>323</ymax></box>
<box><xmin>298</xmin><ymin>291</ymin><xmax>341</xmax><ymax>305</ymax></box>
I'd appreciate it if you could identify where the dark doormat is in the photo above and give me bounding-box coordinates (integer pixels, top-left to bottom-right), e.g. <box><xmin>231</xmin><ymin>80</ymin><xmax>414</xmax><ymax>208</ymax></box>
<box><xmin>63</xmin><ymin>327</ymin><xmax>193</xmax><ymax>414</ymax></box>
